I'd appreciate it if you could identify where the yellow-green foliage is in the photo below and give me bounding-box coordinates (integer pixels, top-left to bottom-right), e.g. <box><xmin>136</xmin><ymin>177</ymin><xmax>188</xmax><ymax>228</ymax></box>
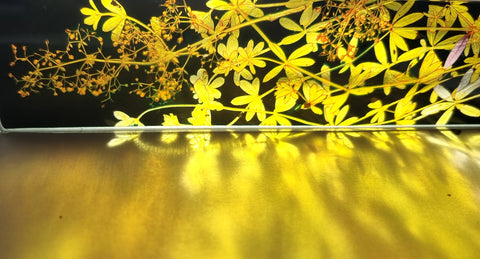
<box><xmin>9</xmin><ymin>0</ymin><xmax>480</xmax><ymax>126</ymax></box>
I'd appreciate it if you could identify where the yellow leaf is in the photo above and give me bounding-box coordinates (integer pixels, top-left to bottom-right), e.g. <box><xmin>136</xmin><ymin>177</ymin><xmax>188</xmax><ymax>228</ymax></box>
<box><xmin>280</xmin><ymin>33</ymin><xmax>305</xmax><ymax>45</ymax></box>
<box><xmin>102</xmin><ymin>16</ymin><xmax>124</xmax><ymax>32</ymax></box>
<box><xmin>397</xmin><ymin>47</ymin><xmax>427</xmax><ymax>63</ymax></box>
<box><xmin>393</xmin><ymin>0</ymin><xmax>415</xmax><ymax>22</ymax></box>
<box><xmin>368</xmin><ymin>100</ymin><xmax>382</xmax><ymax>109</ymax></box>
<box><xmin>421</xmin><ymin>103</ymin><xmax>452</xmax><ymax>116</ymax></box>
<box><xmin>286</xmin><ymin>0</ymin><xmax>314</xmax><ymax>8</ymax></box>
<box><xmin>231</xmin><ymin>95</ymin><xmax>253</xmax><ymax>106</ymax></box>
<box><xmin>113</xmin><ymin>111</ymin><xmax>130</xmax><ymax>121</ymax></box>
<box><xmin>323</xmin><ymin>93</ymin><xmax>348</xmax><ymax>116</ymax></box>
<box><xmin>80</xmin><ymin>7</ymin><xmax>97</xmax><ymax>16</ymax></box>
<box><xmin>206</xmin><ymin>0</ymin><xmax>229</xmax><ymax>10</ymax></box>
<box><xmin>83</xmin><ymin>15</ymin><xmax>101</xmax><ymax>30</ymax></box>
<box><xmin>394</xmin><ymin>12</ymin><xmax>424</xmax><ymax>28</ymax></box>
<box><xmin>419</xmin><ymin>51</ymin><xmax>444</xmax><ymax>83</ymax></box>
<box><xmin>289</xmin><ymin>57</ymin><xmax>315</xmax><ymax>67</ymax></box>
<box><xmin>274</xmin><ymin>94</ymin><xmax>297</xmax><ymax>113</ymax></box>
<box><xmin>289</xmin><ymin>44</ymin><xmax>313</xmax><ymax>60</ymax></box>
<box><xmin>395</xmin><ymin>99</ymin><xmax>416</xmax><ymax>120</ymax></box>
<box><xmin>374</xmin><ymin>40</ymin><xmax>388</xmax><ymax>65</ymax></box>
<box><xmin>391</xmin><ymin>32</ymin><xmax>409</xmax><ymax>51</ymax></box>
<box><xmin>263</xmin><ymin>65</ymin><xmax>283</xmax><ymax>82</ymax></box>
<box><xmin>269</xmin><ymin>43</ymin><xmax>287</xmax><ymax>61</ymax></box>
<box><xmin>279</xmin><ymin>17</ymin><xmax>302</xmax><ymax>31</ymax></box>
<box><xmin>162</xmin><ymin>113</ymin><xmax>181</xmax><ymax>126</ymax></box>
<box><xmin>111</xmin><ymin>20</ymin><xmax>125</xmax><ymax>42</ymax></box>
<box><xmin>101</xmin><ymin>0</ymin><xmax>126</xmax><ymax>15</ymax></box>
<box><xmin>300</xmin><ymin>5</ymin><xmax>319</xmax><ymax>27</ymax></box>
<box><xmin>359</xmin><ymin>62</ymin><xmax>387</xmax><ymax>78</ymax></box>
<box><xmin>456</xmin><ymin>104</ymin><xmax>480</xmax><ymax>117</ymax></box>
<box><xmin>394</xmin><ymin>29</ymin><xmax>418</xmax><ymax>40</ymax></box>
<box><xmin>436</xmin><ymin>106</ymin><xmax>455</xmax><ymax>125</ymax></box>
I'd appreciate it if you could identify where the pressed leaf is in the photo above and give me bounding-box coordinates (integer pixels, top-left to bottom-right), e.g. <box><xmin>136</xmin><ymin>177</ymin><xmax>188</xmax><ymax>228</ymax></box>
<box><xmin>102</xmin><ymin>16</ymin><xmax>123</xmax><ymax>32</ymax></box>
<box><xmin>456</xmin><ymin>104</ymin><xmax>480</xmax><ymax>117</ymax></box>
<box><xmin>393</xmin><ymin>0</ymin><xmax>415</xmax><ymax>22</ymax></box>
<box><xmin>300</xmin><ymin>5</ymin><xmax>319</xmax><ymax>27</ymax></box>
<box><xmin>114</xmin><ymin>111</ymin><xmax>130</xmax><ymax>121</ymax></box>
<box><xmin>434</xmin><ymin>85</ymin><xmax>453</xmax><ymax>101</ymax></box>
<box><xmin>395</xmin><ymin>99</ymin><xmax>416</xmax><ymax>119</ymax></box>
<box><xmin>206</xmin><ymin>0</ymin><xmax>229</xmax><ymax>10</ymax></box>
<box><xmin>80</xmin><ymin>7</ymin><xmax>97</xmax><ymax>16</ymax></box>
<box><xmin>374</xmin><ymin>41</ymin><xmax>388</xmax><ymax>65</ymax></box>
<box><xmin>231</xmin><ymin>95</ymin><xmax>252</xmax><ymax>106</ymax></box>
<box><xmin>436</xmin><ymin>106</ymin><xmax>455</xmax><ymax>125</ymax></box>
<box><xmin>421</xmin><ymin>103</ymin><xmax>452</xmax><ymax>116</ymax></box>
<box><xmin>280</xmin><ymin>33</ymin><xmax>305</xmax><ymax>45</ymax></box>
<box><xmin>101</xmin><ymin>0</ymin><xmax>126</xmax><ymax>15</ymax></box>
<box><xmin>88</xmin><ymin>0</ymin><xmax>99</xmax><ymax>11</ymax></box>
<box><xmin>162</xmin><ymin>113</ymin><xmax>181</xmax><ymax>126</ymax></box>
<box><xmin>239</xmin><ymin>79</ymin><xmax>258</xmax><ymax>96</ymax></box>
<box><xmin>280</xmin><ymin>17</ymin><xmax>302</xmax><ymax>31</ymax></box>
<box><xmin>111</xmin><ymin>21</ymin><xmax>125</xmax><ymax>42</ymax></box>
<box><xmin>274</xmin><ymin>95</ymin><xmax>297</xmax><ymax>113</ymax></box>
<box><xmin>248</xmin><ymin>7</ymin><xmax>264</xmax><ymax>18</ymax></box>
<box><xmin>359</xmin><ymin>62</ymin><xmax>386</xmax><ymax>78</ymax></box>
<box><xmin>394</xmin><ymin>12</ymin><xmax>424</xmax><ymax>28</ymax></box>
<box><xmin>269</xmin><ymin>43</ymin><xmax>287</xmax><ymax>61</ymax></box>
<box><xmin>84</xmin><ymin>15</ymin><xmax>101</xmax><ymax>30</ymax></box>
<box><xmin>394</xmin><ymin>29</ymin><xmax>418</xmax><ymax>40</ymax></box>
<box><xmin>419</xmin><ymin>51</ymin><xmax>443</xmax><ymax>82</ymax></box>
<box><xmin>263</xmin><ymin>65</ymin><xmax>283</xmax><ymax>82</ymax></box>
<box><xmin>391</xmin><ymin>33</ymin><xmax>409</xmax><ymax>51</ymax></box>
<box><xmin>285</xmin><ymin>0</ymin><xmax>314</xmax><ymax>8</ymax></box>
<box><xmin>289</xmin><ymin>44</ymin><xmax>313</xmax><ymax>60</ymax></box>
<box><xmin>397</xmin><ymin>47</ymin><xmax>427</xmax><ymax>62</ymax></box>
<box><xmin>444</xmin><ymin>34</ymin><xmax>469</xmax><ymax>68</ymax></box>
<box><xmin>289</xmin><ymin>57</ymin><xmax>315</xmax><ymax>67</ymax></box>
<box><xmin>457</xmin><ymin>69</ymin><xmax>474</xmax><ymax>91</ymax></box>
<box><xmin>455</xmin><ymin>69</ymin><xmax>480</xmax><ymax>99</ymax></box>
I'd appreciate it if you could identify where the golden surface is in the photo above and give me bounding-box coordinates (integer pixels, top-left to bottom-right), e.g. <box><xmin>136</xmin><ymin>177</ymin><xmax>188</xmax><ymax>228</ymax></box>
<box><xmin>1</xmin><ymin>130</ymin><xmax>480</xmax><ymax>258</ymax></box>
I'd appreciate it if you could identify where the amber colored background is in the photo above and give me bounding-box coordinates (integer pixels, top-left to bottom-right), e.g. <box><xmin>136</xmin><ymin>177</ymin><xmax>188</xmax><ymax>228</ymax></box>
<box><xmin>1</xmin><ymin>130</ymin><xmax>479</xmax><ymax>258</ymax></box>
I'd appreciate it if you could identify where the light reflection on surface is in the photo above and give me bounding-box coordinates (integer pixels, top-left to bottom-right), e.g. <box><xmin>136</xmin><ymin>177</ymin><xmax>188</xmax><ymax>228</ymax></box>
<box><xmin>1</xmin><ymin>130</ymin><xmax>480</xmax><ymax>258</ymax></box>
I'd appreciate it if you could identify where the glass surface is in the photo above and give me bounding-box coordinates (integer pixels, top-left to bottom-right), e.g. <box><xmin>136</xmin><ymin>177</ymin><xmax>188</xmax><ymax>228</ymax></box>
<box><xmin>1</xmin><ymin>130</ymin><xmax>480</xmax><ymax>258</ymax></box>
<box><xmin>2</xmin><ymin>0</ymin><xmax>480</xmax><ymax>130</ymax></box>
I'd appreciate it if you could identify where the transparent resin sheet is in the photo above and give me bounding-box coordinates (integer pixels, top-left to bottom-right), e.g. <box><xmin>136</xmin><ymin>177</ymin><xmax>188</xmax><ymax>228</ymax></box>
<box><xmin>2</xmin><ymin>0</ymin><xmax>480</xmax><ymax>132</ymax></box>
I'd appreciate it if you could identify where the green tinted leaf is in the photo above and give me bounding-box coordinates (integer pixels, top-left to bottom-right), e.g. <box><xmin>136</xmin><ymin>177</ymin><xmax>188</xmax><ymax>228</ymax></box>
<box><xmin>393</xmin><ymin>0</ymin><xmax>415</xmax><ymax>22</ymax></box>
<box><xmin>395</xmin><ymin>13</ymin><xmax>424</xmax><ymax>27</ymax></box>
<box><xmin>280</xmin><ymin>18</ymin><xmax>302</xmax><ymax>31</ymax></box>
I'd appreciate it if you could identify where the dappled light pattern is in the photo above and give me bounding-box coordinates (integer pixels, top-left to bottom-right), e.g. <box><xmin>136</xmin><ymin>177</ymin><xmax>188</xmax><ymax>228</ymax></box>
<box><xmin>1</xmin><ymin>130</ymin><xmax>480</xmax><ymax>258</ymax></box>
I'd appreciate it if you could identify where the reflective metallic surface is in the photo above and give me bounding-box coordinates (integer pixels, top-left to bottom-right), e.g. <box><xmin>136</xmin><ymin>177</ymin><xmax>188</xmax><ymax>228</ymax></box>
<box><xmin>1</xmin><ymin>130</ymin><xmax>480</xmax><ymax>258</ymax></box>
